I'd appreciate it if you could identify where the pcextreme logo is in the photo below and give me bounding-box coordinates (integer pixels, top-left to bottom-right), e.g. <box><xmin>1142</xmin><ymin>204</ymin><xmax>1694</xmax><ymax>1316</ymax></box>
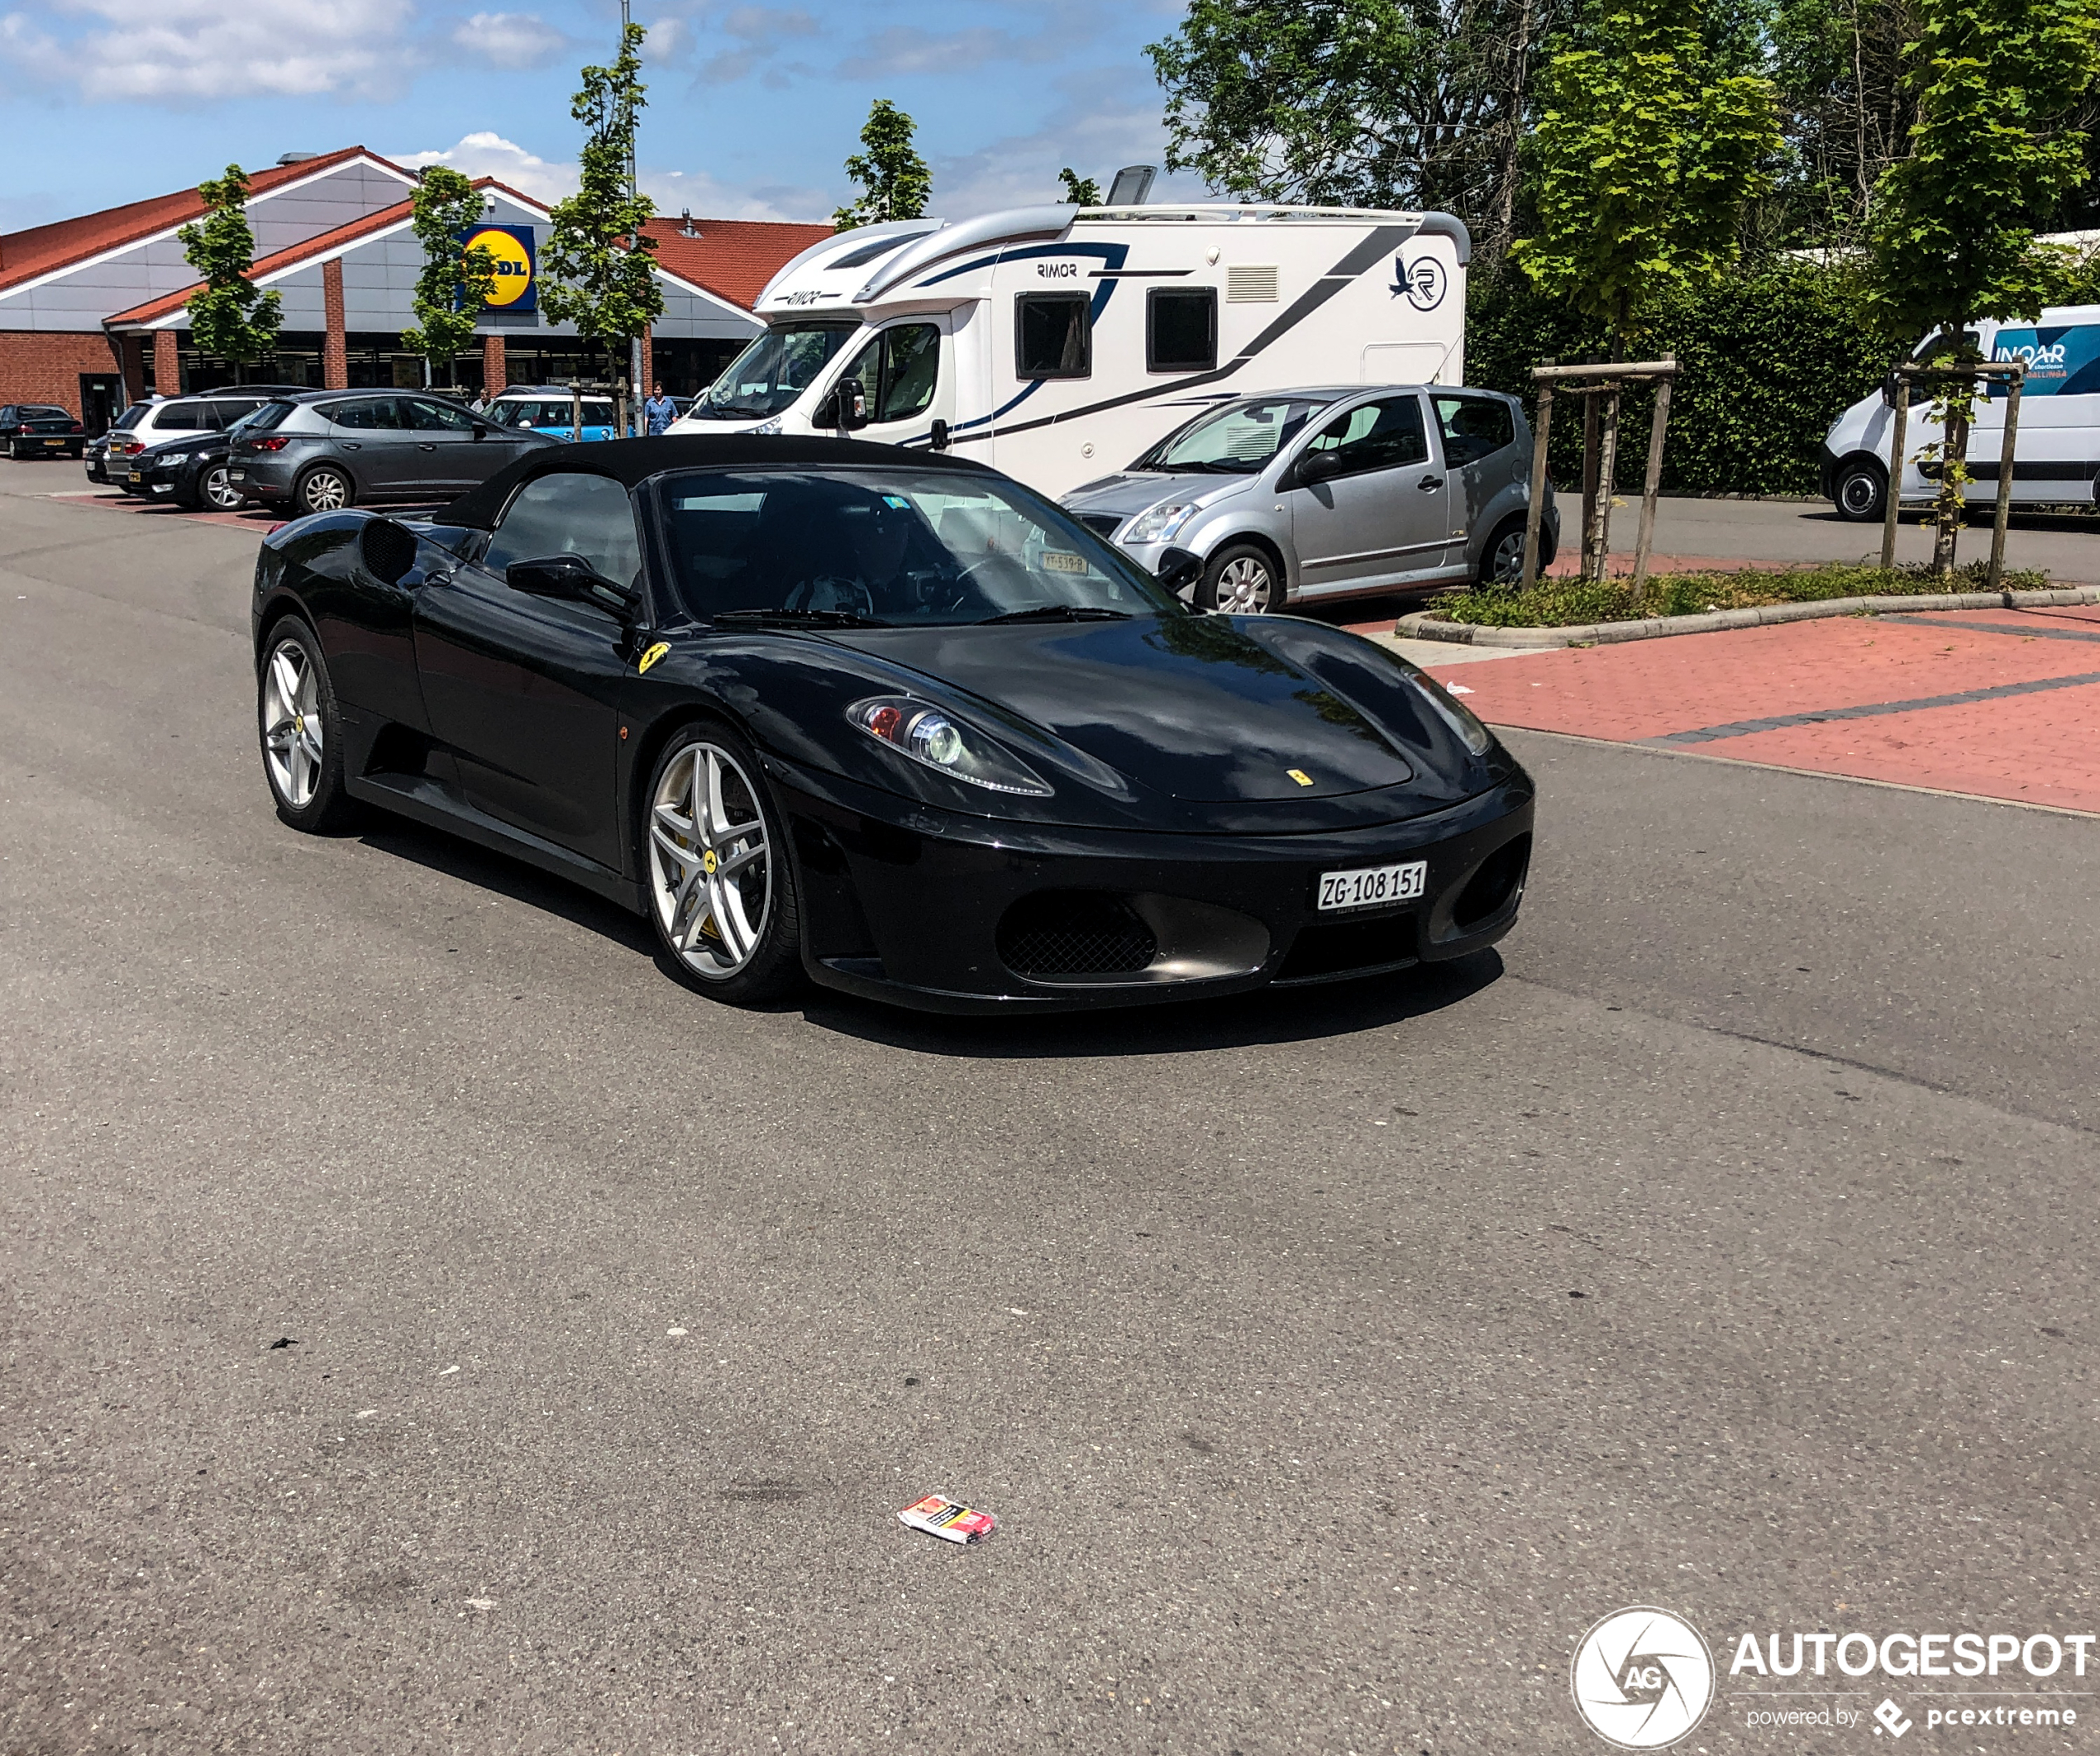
<box><xmin>1572</xmin><ymin>1607</ymin><xmax>1716</xmax><ymax>1749</ymax></box>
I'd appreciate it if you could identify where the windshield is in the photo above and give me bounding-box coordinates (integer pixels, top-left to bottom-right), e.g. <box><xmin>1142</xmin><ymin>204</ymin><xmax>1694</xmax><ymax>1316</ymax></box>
<box><xmin>1136</xmin><ymin>395</ymin><xmax>1332</xmax><ymax>474</ymax></box>
<box><xmin>658</xmin><ymin>466</ymin><xmax>1181</xmax><ymax>627</ymax></box>
<box><xmin>688</xmin><ymin>323</ymin><xmax>859</xmax><ymax>420</ymax></box>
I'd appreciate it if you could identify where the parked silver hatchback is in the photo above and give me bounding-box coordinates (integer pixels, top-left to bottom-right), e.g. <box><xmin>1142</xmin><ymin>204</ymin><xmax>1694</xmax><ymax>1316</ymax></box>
<box><xmin>1060</xmin><ymin>385</ymin><xmax>1558</xmax><ymax>613</ymax></box>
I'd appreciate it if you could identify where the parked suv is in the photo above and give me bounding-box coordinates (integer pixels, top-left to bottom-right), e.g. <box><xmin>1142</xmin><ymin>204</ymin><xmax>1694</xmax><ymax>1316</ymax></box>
<box><xmin>1061</xmin><ymin>385</ymin><xmax>1558</xmax><ymax>613</ymax></box>
<box><xmin>230</xmin><ymin>390</ymin><xmax>557</xmax><ymax>513</ymax></box>
<box><xmin>102</xmin><ymin>389</ymin><xmax>308</xmax><ymax>490</ymax></box>
<box><xmin>2</xmin><ymin>404</ymin><xmax>85</xmax><ymax>460</ymax></box>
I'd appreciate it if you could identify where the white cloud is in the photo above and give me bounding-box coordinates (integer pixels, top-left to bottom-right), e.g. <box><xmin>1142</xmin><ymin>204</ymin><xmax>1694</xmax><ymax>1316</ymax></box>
<box><xmin>0</xmin><ymin>0</ymin><xmax>413</xmax><ymax>102</ymax></box>
<box><xmin>451</xmin><ymin>11</ymin><xmax>570</xmax><ymax>69</ymax></box>
<box><xmin>391</xmin><ymin>132</ymin><xmax>578</xmax><ymax>204</ymax></box>
<box><xmin>928</xmin><ymin>90</ymin><xmax>1208</xmax><ymax>221</ymax></box>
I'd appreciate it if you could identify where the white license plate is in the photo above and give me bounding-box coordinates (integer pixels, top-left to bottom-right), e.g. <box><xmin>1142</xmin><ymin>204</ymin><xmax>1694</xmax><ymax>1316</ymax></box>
<box><xmin>1317</xmin><ymin>860</ymin><xmax>1427</xmax><ymax>912</ymax></box>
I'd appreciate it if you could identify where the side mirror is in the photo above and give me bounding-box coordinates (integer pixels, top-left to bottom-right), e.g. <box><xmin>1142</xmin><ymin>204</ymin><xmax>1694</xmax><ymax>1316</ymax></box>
<box><xmin>929</xmin><ymin>417</ymin><xmax>951</xmax><ymax>452</ymax></box>
<box><xmin>822</xmin><ymin>376</ymin><xmax>870</xmax><ymax>432</ymax></box>
<box><xmin>1155</xmin><ymin>546</ymin><xmax>1203</xmax><ymax>599</ymax></box>
<box><xmin>359</xmin><ymin>517</ymin><xmax>419</xmax><ymax>587</ymax></box>
<box><xmin>1879</xmin><ymin>375</ymin><xmax>1897</xmax><ymax>408</ymax></box>
<box><xmin>1294</xmin><ymin>447</ymin><xmax>1345</xmax><ymax>488</ymax></box>
<box><xmin>507</xmin><ymin>554</ymin><xmax>642</xmax><ymax>621</ymax></box>
<box><xmin>472</xmin><ymin>422</ymin><xmax>490</xmax><ymax>439</ymax></box>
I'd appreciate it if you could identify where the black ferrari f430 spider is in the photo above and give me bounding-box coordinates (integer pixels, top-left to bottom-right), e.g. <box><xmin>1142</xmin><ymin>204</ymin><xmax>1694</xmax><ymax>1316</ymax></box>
<box><xmin>252</xmin><ymin>436</ymin><xmax>1533</xmax><ymax>1013</ymax></box>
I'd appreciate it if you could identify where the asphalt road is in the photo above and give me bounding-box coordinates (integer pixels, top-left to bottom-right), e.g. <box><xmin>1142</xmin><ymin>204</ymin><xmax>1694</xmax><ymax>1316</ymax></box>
<box><xmin>4</xmin><ymin>474</ymin><xmax>2098</xmax><ymax>1755</ymax></box>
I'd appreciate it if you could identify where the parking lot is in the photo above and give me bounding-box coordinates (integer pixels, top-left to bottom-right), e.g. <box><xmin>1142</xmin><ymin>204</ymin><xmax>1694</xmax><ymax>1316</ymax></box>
<box><xmin>4</xmin><ymin>465</ymin><xmax>2099</xmax><ymax>1754</ymax></box>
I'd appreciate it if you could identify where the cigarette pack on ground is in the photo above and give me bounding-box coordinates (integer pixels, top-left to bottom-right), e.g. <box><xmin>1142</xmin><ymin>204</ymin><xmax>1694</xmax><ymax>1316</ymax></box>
<box><xmin>899</xmin><ymin>1494</ymin><xmax>998</xmax><ymax>1544</ymax></box>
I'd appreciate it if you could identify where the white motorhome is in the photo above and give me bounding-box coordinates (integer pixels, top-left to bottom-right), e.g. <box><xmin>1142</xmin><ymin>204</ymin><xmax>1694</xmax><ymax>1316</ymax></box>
<box><xmin>1821</xmin><ymin>306</ymin><xmax>2100</xmax><ymax>520</ymax></box>
<box><xmin>666</xmin><ymin>203</ymin><xmax>1470</xmax><ymax>499</ymax></box>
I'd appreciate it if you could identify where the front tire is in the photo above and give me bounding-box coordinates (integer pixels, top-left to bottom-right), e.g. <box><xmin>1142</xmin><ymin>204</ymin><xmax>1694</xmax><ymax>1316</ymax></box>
<box><xmin>296</xmin><ymin>465</ymin><xmax>354</xmax><ymax>515</ymax></box>
<box><xmin>643</xmin><ymin>723</ymin><xmax>804</xmax><ymax>1004</ymax></box>
<box><xmin>1199</xmin><ymin>542</ymin><xmax>1285</xmax><ymax>614</ymax></box>
<box><xmin>1831</xmin><ymin>457</ymin><xmax>1887</xmax><ymax>523</ymax></box>
<box><xmin>258</xmin><ymin>617</ymin><xmax>357</xmax><ymax>833</ymax></box>
<box><xmin>193</xmin><ymin>462</ymin><xmax>243</xmax><ymax>512</ymax></box>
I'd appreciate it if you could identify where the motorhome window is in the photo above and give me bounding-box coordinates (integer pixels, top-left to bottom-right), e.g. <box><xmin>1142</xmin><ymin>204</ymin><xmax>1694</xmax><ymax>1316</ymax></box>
<box><xmin>1138</xmin><ymin>396</ymin><xmax>1331</xmax><ymax>474</ymax></box>
<box><xmin>658</xmin><ymin>466</ymin><xmax>1176</xmax><ymax>626</ymax></box>
<box><xmin>827</xmin><ymin>233</ymin><xmax>915</xmax><ymax>270</ymax></box>
<box><xmin>1148</xmin><ymin>288</ymin><xmax>1217</xmax><ymax>373</ymax></box>
<box><xmin>1434</xmin><ymin>396</ymin><xmax>1515</xmax><ymax>466</ymax></box>
<box><xmin>838</xmin><ymin>323</ymin><xmax>942</xmax><ymax>422</ymax></box>
<box><xmin>1016</xmin><ymin>293</ymin><xmax>1091</xmax><ymax>379</ymax></box>
<box><xmin>689</xmin><ymin>322</ymin><xmax>859</xmax><ymax>420</ymax></box>
<box><xmin>1301</xmin><ymin>395</ymin><xmax>1429</xmax><ymax>477</ymax></box>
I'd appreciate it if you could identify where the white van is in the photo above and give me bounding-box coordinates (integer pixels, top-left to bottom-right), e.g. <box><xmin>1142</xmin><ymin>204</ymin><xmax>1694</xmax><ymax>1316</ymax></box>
<box><xmin>666</xmin><ymin>203</ymin><xmax>1470</xmax><ymax>499</ymax></box>
<box><xmin>1821</xmin><ymin>307</ymin><xmax>2100</xmax><ymax>520</ymax></box>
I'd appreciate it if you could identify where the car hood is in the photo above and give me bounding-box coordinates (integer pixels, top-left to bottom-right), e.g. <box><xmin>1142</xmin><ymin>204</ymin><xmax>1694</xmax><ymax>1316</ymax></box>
<box><xmin>1060</xmin><ymin>471</ymin><xmax>1257</xmax><ymax>522</ymax></box>
<box><xmin>822</xmin><ymin>614</ymin><xmax>1413</xmax><ymax>802</ymax></box>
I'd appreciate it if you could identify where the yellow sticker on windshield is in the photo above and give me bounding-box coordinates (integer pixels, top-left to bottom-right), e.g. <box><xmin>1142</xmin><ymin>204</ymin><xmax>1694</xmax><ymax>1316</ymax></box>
<box><xmin>1287</xmin><ymin>768</ymin><xmax>1315</xmax><ymax>787</ymax></box>
<box><xmin>637</xmin><ymin>641</ymin><xmax>670</xmax><ymax>674</ymax></box>
<box><xmin>1042</xmin><ymin>551</ymin><xmax>1088</xmax><ymax>574</ymax></box>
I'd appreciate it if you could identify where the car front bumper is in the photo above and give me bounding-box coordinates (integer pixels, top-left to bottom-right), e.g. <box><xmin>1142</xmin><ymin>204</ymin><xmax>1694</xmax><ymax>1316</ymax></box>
<box><xmin>770</xmin><ymin>760</ymin><xmax>1535</xmax><ymax>1014</ymax></box>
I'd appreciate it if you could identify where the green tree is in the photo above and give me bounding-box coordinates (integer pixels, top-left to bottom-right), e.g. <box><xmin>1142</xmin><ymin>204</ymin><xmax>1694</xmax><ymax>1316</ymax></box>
<box><xmin>1859</xmin><ymin>0</ymin><xmax>2100</xmax><ymax>568</ymax></box>
<box><xmin>1146</xmin><ymin>0</ymin><xmax>1568</xmax><ymax>260</ymax></box>
<box><xmin>1058</xmin><ymin>168</ymin><xmax>1102</xmax><ymax>204</ymax></box>
<box><xmin>833</xmin><ymin>99</ymin><xmax>933</xmax><ymax>231</ymax></box>
<box><xmin>399</xmin><ymin>167</ymin><xmax>499</xmax><ymax>389</ymax></box>
<box><xmin>178</xmin><ymin>165</ymin><xmax>283</xmax><ymax>385</ymax></box>
<box><xmin>541</xmin><ymin>21</ymin><xmax>663</xmax><ymax>382</ymax></box>
<box><xmin>1512</xmin><ymin>0</ymin><xmax>1783</xmax><ymax>347</ymax></box>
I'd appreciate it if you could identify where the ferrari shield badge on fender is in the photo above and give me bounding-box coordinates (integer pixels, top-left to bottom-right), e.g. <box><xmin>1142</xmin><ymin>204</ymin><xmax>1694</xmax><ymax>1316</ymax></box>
<box><xmin>1287</xmin><ymin>768</ymin><xmax>1315</xmax><ymax>787</ymax></box>
<box><xmin>637</xmin><ymin>641</ymin><xmax>670</xmax><ymax>675</ymax></box>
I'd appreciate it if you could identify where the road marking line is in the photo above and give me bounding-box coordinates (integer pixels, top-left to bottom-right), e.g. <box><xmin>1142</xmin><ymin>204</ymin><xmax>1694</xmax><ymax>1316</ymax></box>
<box><xmin>1640</xmin><ymin>669</ymin><xmax>2100</xmax><ymax>745</ymax></box>
<box><xmin>1877</xmin><ymin>614</ymin><xmax>2100</xmax><ymax>645</ymax></box>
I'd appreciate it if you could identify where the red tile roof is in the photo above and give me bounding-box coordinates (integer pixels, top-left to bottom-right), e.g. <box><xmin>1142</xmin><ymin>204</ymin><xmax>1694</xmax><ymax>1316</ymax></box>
<box><xmin>101</xmin><ymin>181</ymin><xmax>826</xmax><ymax>329</ymax></box>
<box><xmin>0</xmin><ymin>148</ymin><xmax>410</xmax><ymax>297</ymax></box>
<box><xmin>642</xmin><ymin>217</ymin><xmax>835</xmax><ymax>312</ymax></box>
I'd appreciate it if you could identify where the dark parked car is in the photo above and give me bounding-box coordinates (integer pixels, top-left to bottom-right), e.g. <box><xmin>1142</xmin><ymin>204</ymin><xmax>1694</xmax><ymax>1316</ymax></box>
<box><xmin>231</xmin><ymin>390</ymin><xmax>557</xmax><ymax>514</ymax></box>
<box><xmin>251</xmin><ymin>436</ymin><xmax>1534</xmax><ymax>1014</ymax></box>
<box><xmin>101</xmin><ymin>388</ymin><xmax>308</xmax><ymax>492</ymax></box>
<box><xmin>2</xmin><ymin>404</ymin><xmax>84</xmax><ymax>460</ymax></box>
<box><xmin>115</xmin><ymin>389</ymin><xmax>303</xmax><ymax>508</ymax></box>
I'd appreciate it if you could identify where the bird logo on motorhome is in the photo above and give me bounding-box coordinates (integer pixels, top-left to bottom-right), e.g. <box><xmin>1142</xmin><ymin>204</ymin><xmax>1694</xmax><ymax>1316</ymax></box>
<box><xmin>1394</xmin><ymin>256</ymin><xmax>1447</xmax><ymax>310</ymax></box>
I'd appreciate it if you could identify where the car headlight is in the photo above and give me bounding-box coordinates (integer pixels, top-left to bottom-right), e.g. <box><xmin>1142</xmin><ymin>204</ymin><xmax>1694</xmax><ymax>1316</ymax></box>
<box><xmin>157</xmin><ymin>452</ymin><xmax>188</xmax><ymax>466</ymax></box>
<box><xmin>1410</xmin><ymin>672</ymin><xmax>1493</xmax><ymax>755</ymax></box>
<box><xmin>750</xmin><ymin>416</ymin><xmax>783</xmax><ymax>436</ymax></box>
<box><xmin>848</xmin><ymin>697</ymin><xmax>1052</xmax><ymax>796</ymax></box>
<box><xmin>1122</xmin><ymin>500</ymin><xmax>1198</xmax><ymax>544</ymax></box>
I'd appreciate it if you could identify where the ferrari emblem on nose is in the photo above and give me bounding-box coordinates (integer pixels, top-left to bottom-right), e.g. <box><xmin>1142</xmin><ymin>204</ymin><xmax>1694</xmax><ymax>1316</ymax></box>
<box><xmin>1287</xmin><ymin>768</ymin><xmax>1315</xmax><ymax>787</ymax></box>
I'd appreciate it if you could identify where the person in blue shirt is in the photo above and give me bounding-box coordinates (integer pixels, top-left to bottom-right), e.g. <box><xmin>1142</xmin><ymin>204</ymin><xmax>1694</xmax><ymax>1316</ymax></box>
<box><xmin>642</xmin><ymin>383</ymin><xmax>678</xmax><ymax>437</ymax></box>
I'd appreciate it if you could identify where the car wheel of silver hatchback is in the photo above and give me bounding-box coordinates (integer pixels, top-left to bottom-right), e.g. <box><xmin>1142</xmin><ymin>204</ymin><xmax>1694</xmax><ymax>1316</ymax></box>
<box><xmin>1483</xmin><ymin>518</ymin><xmax>1528</xmax><ymax>585</ymax></box>
<box><xmin>298</xmin><ymin>465</ymin><xmax>352</xmax><ymax>514</ymax></box>
<box><xmin>648</xmin><ymin>739</ymin><xmax>774</xmax><ymax>981</ymax></box>
<box><xmin>1200</xmin><ymin>544</ymin><xmax>1283</xmax><ymax>614</ymax></box>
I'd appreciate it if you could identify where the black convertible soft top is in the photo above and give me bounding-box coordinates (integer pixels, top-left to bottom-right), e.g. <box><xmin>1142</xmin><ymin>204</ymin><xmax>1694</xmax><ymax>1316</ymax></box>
<box><xmin>440</xmin><ymin>434</ymin><xmax>996</xmax><ymax>530</ymax></box>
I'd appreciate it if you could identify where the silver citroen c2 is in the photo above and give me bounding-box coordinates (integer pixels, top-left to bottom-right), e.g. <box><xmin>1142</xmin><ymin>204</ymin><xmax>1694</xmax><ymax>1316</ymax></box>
<box><xmin>1060</xmin><ymin>384</ymin><xmax>1558</xmax><ymax>613</ymax></box>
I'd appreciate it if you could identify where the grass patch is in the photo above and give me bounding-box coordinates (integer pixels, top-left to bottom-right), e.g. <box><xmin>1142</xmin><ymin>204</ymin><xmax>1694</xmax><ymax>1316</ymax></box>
<box><xmin>1436</xmin><ymin>561</ymin><xmax>2051</xmax><ymax>629</ymax></box>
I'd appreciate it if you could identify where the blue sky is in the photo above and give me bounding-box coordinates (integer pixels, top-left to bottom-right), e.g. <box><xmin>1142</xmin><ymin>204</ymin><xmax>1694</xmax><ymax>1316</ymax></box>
<box><xmin>0</xmin><ymin>0</ymin><xmax>1211</xmax><ymax>232</ymax></box>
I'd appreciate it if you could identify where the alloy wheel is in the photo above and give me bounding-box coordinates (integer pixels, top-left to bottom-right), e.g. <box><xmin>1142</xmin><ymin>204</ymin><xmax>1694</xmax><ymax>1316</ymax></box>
<box><xmin>301</xmin><ymin>469</ymin><xmax>349</xmax><ymax>513</ymax></box>
<box><xmin>1489</xmin><ymin>525</ymin><xmax>1527</xmax><ymax>583</ymax></box>
<box><xmin>1215</xmin><ymin>555</ymin><xmax>1274</xmax><ymax>613</ymax></box>
<box><xmin>647</xmin><ymin>741</ymin><xmax>772</xmax><ymax>981</ymax></box>
<box><xmin>203</xmin><ymin>465</ymin><xmax>242</xmax><ymax>511</ymax></box>
<box><xmin>260</xmin><ymin>638</ymin><xmax>323</xmax><ymax>809</ymax></box>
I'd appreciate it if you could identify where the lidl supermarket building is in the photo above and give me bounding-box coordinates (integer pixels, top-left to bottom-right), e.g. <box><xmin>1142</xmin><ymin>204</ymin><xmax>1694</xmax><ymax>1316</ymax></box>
<box><xmin>0</xmin><ymin>146</ymin><xmax>832</xmax><ymax>431</ymax></box>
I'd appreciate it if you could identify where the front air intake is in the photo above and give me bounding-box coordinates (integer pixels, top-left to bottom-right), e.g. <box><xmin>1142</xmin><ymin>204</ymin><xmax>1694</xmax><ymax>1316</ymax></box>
<box><xmin>997</xmin><ymin>891</ymin><xmax>1157</xmax><ymax>980</ymax></box>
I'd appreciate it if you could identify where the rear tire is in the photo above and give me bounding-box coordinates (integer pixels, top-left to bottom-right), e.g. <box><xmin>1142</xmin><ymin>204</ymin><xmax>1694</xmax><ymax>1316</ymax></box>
<box><xmin>1199</xmin><ymin>542</ymin><xmax>1285</xmax><ymax>614</ymax></box>
<box><xmin>296</xmin><ymin>465</ymin><xmax>355</xmax><ymax>515</ymax></box>
<box><xmin>1831</xmin><ymin>457</ymin><xmax>1887</xmax><ymax>523</ymax></box>
<box><xmin>1479</xmin><ymin>514</ymin><xmax>1529</xmax><ymax>585</ymax></box>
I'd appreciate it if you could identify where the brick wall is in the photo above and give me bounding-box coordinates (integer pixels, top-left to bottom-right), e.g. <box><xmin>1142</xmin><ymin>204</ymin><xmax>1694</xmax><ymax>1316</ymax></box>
<box><xmin>0</xmin><ymin>332</ymin><xmax>125</xmax><ymax>417</ymax></box>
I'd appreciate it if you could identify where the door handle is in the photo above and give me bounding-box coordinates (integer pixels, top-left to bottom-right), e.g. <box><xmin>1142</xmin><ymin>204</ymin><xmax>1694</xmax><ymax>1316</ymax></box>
<box><xmin>1417</xmin><ymin>474</ymin><xmax>1444</xmax><ymax>490</ymax></box>
<box><xmin>418</xmin><ymin>442</ymin><xmax>437</xmax><ymax>451</ymax></box>
<box><xmin>341</xmin><ymin>441</ymin><xmax>361</xmax><ymax>450</ymax></box>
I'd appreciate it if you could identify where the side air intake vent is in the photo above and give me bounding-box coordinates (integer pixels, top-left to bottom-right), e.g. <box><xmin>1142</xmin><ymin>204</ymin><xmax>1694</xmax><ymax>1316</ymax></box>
<box><xmin>1227</xmin><ymin>264</ymin><xmax>1280</xmax><ymax>302</ymax></box>
<box><xmin>358</xmin><ymin>518</ymin><xmax>418</xmax><ymax>586</ymax></box>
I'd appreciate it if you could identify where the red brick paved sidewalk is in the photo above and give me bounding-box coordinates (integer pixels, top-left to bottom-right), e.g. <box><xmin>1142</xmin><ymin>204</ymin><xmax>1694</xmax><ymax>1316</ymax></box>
<box><xmin>1428</xmin><ymin>607</ymin><xmax>2100</xmax><ymax>814</ymax></box>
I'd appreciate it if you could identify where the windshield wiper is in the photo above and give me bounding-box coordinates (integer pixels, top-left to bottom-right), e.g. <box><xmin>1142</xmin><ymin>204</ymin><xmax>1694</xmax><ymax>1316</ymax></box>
<box><xmin>711</xmin><ymin>608</ymin><xmax>890</xmax><ymax>628</ymax></box>
<box><xmin>976</xmin><ymin>605</ymin><xmax>1134</xmax><ymax>626</ymax></box>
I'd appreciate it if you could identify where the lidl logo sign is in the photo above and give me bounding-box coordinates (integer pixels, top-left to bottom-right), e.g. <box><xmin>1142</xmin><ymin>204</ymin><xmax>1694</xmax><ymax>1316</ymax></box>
<box><xmin>461</xmin><ymin>225</ymin><xmax>536</xmax><ymax>313</ymax></box>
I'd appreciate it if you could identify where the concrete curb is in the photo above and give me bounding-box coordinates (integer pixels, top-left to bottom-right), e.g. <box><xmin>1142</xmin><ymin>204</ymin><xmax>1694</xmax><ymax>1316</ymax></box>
<box><xmin>1395</xmin><ymin>585</ymin><xmax>2100</xmax><ymax>649</ymax></box>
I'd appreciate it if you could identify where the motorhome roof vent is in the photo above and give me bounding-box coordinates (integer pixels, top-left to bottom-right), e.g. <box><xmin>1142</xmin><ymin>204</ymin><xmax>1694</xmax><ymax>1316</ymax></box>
<box><xmin>1227</xmin><ymin>264</ymin><xmax>1280</xmax><ymax>302</ymax></box>
<box><xmin>1105</xmin><ymin>165</ymin><xmax>1157</xmax><ymax>205</ymax></box>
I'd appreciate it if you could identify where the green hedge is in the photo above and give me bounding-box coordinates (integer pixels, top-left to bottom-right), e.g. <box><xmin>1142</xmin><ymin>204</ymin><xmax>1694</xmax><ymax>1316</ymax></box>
<box><xmin>1466</xmin><ymin>260</ymin><xmax>1907</xmax><ymax>497</ymax></box>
